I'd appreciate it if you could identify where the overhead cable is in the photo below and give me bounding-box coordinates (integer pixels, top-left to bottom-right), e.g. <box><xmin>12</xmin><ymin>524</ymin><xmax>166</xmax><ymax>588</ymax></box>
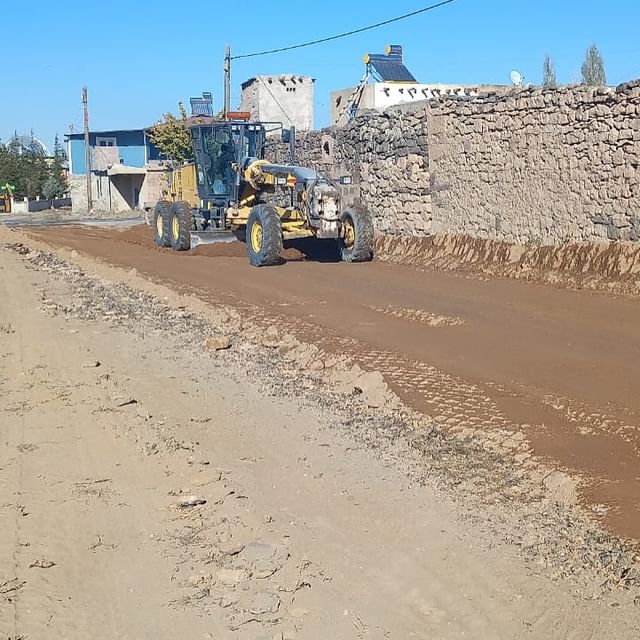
<box><xmin>231</xmin><ymin>0</ymin><xmax>457</xmax><ymax>60</ymax></box>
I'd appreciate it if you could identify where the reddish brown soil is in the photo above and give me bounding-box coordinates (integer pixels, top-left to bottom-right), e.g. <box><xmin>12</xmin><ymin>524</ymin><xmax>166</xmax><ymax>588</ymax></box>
<box><xmin>27</xmin><ymin>224</ymin><xmax>640</xmax><ymax>541</ymax></box>
<box><xmin>190</xmin><ymin>242</ymin><xmax>247</xmax><ymax>258</ymax></box>
<box><xmin>375</xmin><ymin>234</ymin><xmax>640</xmax><ymax>296</ymax></box>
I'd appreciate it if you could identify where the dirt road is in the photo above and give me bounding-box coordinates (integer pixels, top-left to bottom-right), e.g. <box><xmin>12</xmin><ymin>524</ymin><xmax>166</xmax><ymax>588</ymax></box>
<box><xmin>24</xmin><ymin>223</ymin><xmax>640</xmax><ymax>542</ymax></box>
<box><xmin>2</xmin><ymin>233</ymin><xmax>638</xmax><ymax>637</ymax></box>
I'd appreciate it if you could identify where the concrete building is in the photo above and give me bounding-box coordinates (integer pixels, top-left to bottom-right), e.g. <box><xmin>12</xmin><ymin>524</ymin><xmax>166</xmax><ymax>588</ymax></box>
<box><xmin>65</xmin><ymin>128</ymin><xmax>166</xmax><ymax>213</ymax></box>
<box><xmin>330</xmin><ymin>45</ymin><xmax>513</xmax><ymax>125</ymax></box>
<box><xmin>240</xmin><ymin>75</ymin><xmax>314</xmax><ymax>131</ymax></box>
<box><xmin>331</xmin><ymin>83</ymin><xmax>513</xmax><ymax>125</ymax></box>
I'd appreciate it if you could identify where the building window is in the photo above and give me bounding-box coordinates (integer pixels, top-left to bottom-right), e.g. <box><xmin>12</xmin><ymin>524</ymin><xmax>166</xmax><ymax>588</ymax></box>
<box><xmin>96</xmin><ymin>136</ymin><xmax>117</xmax><ymax>147</ymax></box>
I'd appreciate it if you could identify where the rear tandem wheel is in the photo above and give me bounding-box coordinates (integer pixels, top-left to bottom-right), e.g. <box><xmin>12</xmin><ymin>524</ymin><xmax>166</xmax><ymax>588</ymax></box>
<box><xmin>169</xmin><ymin>201</ymin><xmax>193</xmax><ymax>251</ymax></box>
<box><xmin>152</xmin><ymin>201</ymin><xmax>171</xmax><ymax>248</ymax></box>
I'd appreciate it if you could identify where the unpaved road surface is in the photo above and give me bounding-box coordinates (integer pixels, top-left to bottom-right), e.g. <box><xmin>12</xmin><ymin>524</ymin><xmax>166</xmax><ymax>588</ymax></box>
<box><xmin>1</xmin><ymin>225</ymin><xmax>639</xmax><ymax>639</ymax></box>
<box><xmin>25</xmin><ymin>223</ymin><xmax>640</xmax><ymax>541</ymax></box>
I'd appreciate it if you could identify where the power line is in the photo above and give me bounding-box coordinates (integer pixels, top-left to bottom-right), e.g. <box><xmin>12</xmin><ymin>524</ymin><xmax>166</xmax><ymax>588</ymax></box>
<box><xmin>231</xmin><ymin>0</ymin><xmax>458</xmax><ymax>60</ymax></box>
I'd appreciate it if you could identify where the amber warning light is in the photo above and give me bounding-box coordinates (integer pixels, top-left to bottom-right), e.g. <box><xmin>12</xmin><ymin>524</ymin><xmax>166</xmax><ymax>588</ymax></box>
<box><xmin>226</xmin><ymin>111</ymin><xmax>251</xmax><ymax>121</ymax></box>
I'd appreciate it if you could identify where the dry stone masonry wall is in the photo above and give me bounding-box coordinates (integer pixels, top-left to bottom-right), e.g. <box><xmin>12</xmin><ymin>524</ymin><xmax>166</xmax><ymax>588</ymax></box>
<box><xmin>287</xmin><ymin>81</ymin><xmax>640</xmax><ymax>245</ymax></box>
<box><xmin>277</xmin><ymin>109</ymin><xmax>431</xmax><ymax>236</ymax></box>
<box><xmin>427</xmin><ymin>82</ymin><xmax>640</xmax><ymax>244</ymax></box>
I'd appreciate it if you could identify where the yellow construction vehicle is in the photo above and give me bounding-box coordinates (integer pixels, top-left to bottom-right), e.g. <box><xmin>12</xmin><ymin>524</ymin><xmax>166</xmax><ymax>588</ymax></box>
<box><xmin>151</xmin><ymin>119</ymin><xmax>373</xmax><ymax>266</ymax></box>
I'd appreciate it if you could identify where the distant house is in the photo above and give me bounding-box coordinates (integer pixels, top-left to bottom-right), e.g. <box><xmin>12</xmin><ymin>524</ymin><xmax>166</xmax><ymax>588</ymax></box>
<box><xmin>331</xmin><ymin>45</ymin><xmax>512</xmax><ymax>126</ymax></box>
<box><xmin>65</xmin><ymin>128</ymin><xmax>166</xmax><ymax>213</ymax></box>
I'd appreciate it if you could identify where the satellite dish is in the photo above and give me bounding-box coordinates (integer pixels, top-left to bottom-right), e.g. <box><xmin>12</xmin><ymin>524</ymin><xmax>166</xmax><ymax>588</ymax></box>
<box><xmin>510</xmin><ymin>70</ymin><xmax>524</xmax><ymax>86</ymax></box>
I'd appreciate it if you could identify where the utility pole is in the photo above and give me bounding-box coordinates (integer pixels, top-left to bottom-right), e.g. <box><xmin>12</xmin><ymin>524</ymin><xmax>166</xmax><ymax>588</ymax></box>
<box><xmin>224</xmin><ymin>45</ymin><xmax>231</xmax><ymax>120</ymax></box>
<box><xmin>82</xmin><ymin>86</ymin><xmax>92</xmax><ymax>211</ymax></box>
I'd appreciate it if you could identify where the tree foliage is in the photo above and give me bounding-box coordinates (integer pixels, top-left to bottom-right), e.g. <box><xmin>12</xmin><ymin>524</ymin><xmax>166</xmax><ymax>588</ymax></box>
<box><xmin>543</xmin><ymin>55</ymin><xmax>557</xmax><ymax>89</ymax></box>
<box><xmin>581</xmin><ymin>44</ymin><xmax>607</xmax><ymax>86</ymax></box>
<box><xmin>0</xmin><ymin>132</ymin><xmax>68</xmax><ymax>200</ymax></box>
<box><xmin>42</xmin><ymin>175</ymin><xmax>65</xmax><ymax>200</ymax></box>
<box><xmin>147</xmin><ymin>102</ymin><xmax>193</xmax><ymax>165</ymax></box>
<box><xmin>50</xmin><ymin>134</ymin><xmax>68</xmax><ymax>194</ymax></box>
<box><xmin>0</xmin><ymin>133</ymin><xmax>49</xmax><ymax>198</ymax></box>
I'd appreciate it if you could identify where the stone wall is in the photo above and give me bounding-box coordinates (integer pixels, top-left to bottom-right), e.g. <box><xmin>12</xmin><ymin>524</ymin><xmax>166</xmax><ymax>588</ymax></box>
<box><xmin>278</xmin><ymin>109</ymin><xmax>432</xmax><ymax>235</ymax></box>
<box><xmin>427</xmin><ymin>83</ymin><xmax>640</xmax><ymax>243</ymax></box>
<box><xmin>285</xmin><ymin>81</ymin><xmax>640</xmax><ymax>244</ymax></box>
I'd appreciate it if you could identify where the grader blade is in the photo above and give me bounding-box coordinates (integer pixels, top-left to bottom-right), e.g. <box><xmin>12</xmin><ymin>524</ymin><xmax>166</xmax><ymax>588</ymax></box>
<box><xmin>190</xmin><ymin>231</ymin><xmax>237</xmax><ymax>249</ymax></box>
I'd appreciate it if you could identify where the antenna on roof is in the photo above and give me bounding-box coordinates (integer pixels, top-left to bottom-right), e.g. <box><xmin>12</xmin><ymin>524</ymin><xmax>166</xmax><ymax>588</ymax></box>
<box><xmin>510</xmin><ymin>70</ymin><xmax>524</xmax><ymax>86</ymax></box>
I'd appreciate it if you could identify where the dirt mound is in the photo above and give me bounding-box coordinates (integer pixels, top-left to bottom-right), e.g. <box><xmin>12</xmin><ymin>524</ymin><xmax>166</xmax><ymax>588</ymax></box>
<box><xmin>375</xmin><ymin>233</ymin><xmax>640</xmax><ymax>296</ymax></box>
<box><xmin>117</xmin><ymin>225</ymin><xmax>305</xmax><ymax>261</ymax></box>
<box><xmin>281</xmin><ymin>246</ymin><xmax>305</xmax><ymax>261</ymax></box>
<box><xmin>254</xmin><ymin>327</ymin><xmax>396</xmax><ymax>409</ymax></box>
<box><xmin>190</xmin><ymin>241</ymin><xmax>247</xmax><ymax>257</ymax></box>
<box><xmin>116</xmin><ymin>224</ymin><xmax>156</xmax><ymax>248</ymax></box>
<box><xmin>375</xmin><ymin>234</ymin><xmax>523</xmax><ymax>269</ymax></box>
<box><xmin>118</xmin><ymin>224</ymin><xmax>247</xmax><ymax>258</ymax></box>
<box><xmin>191</xmin><ymin>243</ymin><xmax>304</xmax><ymax>260</ymax></box>
<box><xmin>523</xmin><ymin>242</ymin><xmax>640</xmax><ymax>279</ymax></box>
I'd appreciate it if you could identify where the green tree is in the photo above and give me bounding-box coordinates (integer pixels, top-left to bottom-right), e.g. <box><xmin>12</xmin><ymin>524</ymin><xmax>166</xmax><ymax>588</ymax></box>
<box><xmin>53</xmin><ymin>134</ymin><xmax>66</xmax><ymax>159</ymax></box>
<box><xmin>1</xmin><ymin>135</ymin><xmax>31</xmax><ymax>197</ymax></box>
<box><xmin>0</xmin><ymin>143</ymin><xmax>16</xmax><ymax>192</ymax></box>
<box><xmin>543</xmin><ymin>54</ymin><xmax>557</xmax><ymax>88</ymax></box>
<box><xmin>0</xmin><ymin>133</ymin><xmax>50</xmax><ymax>198</ymax></box>
<box><xmin>147</xmin><ymin>102</ymin><xmax>193</xmax><ymax>165</ymax></box>
<box><xmin>50</xmin><ymin>134</ymin><xmax>68</xmax><ymax>194</ymax></box>
<box><xmin>42</xmin><ymin>176</ymin><xmax>65</xmax><ymax>200</ymax></box>
<box><xmin>22</xmin><ymin>132</ymin><xmax>49</xmax><ymax>198</ymax></box>
<box><xmin>581</xmin><ymin>44</ymin><xmax>607</xmax><ymax>86</ymax></box>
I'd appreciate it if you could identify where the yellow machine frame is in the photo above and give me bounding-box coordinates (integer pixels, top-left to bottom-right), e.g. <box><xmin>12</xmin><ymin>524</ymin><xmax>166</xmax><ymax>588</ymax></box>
<box><xmin>169</xmin><ymin>159</ymin><xmax>314</xmax><ymax>240</ymax></box>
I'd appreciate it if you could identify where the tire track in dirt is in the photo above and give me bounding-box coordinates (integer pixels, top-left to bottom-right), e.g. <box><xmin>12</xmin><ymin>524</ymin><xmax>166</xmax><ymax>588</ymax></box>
<box><xmin>208</xmin><ymin>298</ymin><xmax>640</xmax><ymax>538</ymax></box>
<box><xmin>16</xmin><ymin>223</ymin><xmax>640</xmax><ymax>540</ymax></box>
<box><xmin>367</xmin><ymin>304</ymin><xmax>465</xmax><ymax>326</ymax></box>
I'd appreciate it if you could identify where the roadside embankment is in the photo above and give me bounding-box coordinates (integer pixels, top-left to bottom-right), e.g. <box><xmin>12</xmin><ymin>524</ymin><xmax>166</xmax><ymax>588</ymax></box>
<box><xmin>375</xmin><ymin>233</ymin><xmax>640</xmax><ymax>296</ymax></box>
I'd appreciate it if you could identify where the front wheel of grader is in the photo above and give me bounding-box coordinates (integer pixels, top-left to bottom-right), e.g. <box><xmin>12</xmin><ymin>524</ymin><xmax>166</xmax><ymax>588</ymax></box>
<box><xmin>246</xmin><ymin>204</ymin><xmax>283</xmax><ymax>267</ymax></box>
<box><xmin>339</xmin><ymin>208</ymin><xmax>374</xmax><ymax>263</ymax></box>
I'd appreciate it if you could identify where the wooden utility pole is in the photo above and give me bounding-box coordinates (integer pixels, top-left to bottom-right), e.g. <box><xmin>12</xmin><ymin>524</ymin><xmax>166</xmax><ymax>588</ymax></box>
<box><xmin>82</xmin><ymin>86</ymin><xmax>92</xmax><ymax>211</ymax></box>
<box><xmin>224</xmin><ymin>45</ymin><xmax>231</xmax><ymax>120</ymax></box>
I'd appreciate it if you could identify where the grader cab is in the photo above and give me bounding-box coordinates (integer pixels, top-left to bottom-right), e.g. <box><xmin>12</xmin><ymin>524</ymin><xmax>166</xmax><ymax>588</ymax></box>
<box><xmin>151</xmin><ymin>120</ymin><xmax>373</xmax><ymax>267</ymax></box>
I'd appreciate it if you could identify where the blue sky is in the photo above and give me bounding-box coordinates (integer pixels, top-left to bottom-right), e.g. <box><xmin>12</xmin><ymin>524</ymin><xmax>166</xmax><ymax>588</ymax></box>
<box><xmin>3</xmin><ymin>0</ymin><xmax>639</xmax><ymax>151</ymax></box>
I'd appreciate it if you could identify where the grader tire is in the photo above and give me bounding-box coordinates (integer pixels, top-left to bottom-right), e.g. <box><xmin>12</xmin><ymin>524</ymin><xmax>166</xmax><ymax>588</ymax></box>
<box><xmin>246</xmin><ymin>204</ymin><xmax>283</xmax><ymax>267</ymax></box>
<box><xmin>339</xmin><ymin>207</ymin><xmax>374</xmax><ymax>263</ymax></box>
<box><xmin>169</xmin><ymin>201</ymin><xmax>192</xmax><ymax>251</ymax></box>
<box><xmin>153</xmin><ymin>201</ymin><xmax>172</xmax><ymax>248</ymax></box>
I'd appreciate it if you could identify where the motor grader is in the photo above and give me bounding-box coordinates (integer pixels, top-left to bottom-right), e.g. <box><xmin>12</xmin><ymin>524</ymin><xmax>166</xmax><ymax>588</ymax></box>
<box><xmin>151</xmin><ymin>119</ymin><xmax>373</xmax><ymax>266</ymax></box>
